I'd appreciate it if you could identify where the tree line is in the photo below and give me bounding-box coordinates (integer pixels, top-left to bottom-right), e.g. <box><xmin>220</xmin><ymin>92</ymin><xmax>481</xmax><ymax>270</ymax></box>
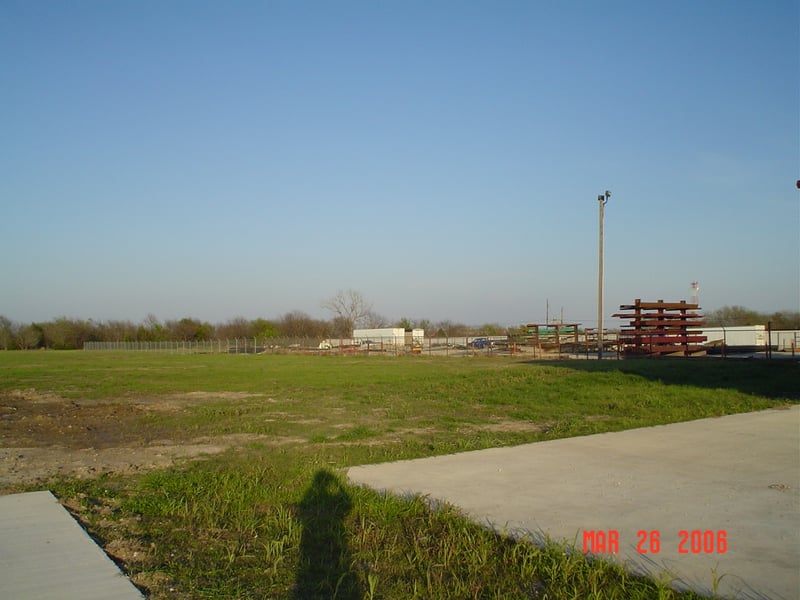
<box><xmin>0</xmin><ymin>314</ymin><xmax>507</xmax><ymax>351</ymax></box>
<box><xmin>0</xmin><ymin>301</ymin><xmax>796</xmax><ymax>351</ymax></box>
<box><xmin>0</xmin><ymin>290</ymin><xmax>514</xmax><ymax>350</ymax></box>
<box><xmin>703</xmin><ymin>306</ymin><xmax>799</xmax><ymax>330</ymax></box>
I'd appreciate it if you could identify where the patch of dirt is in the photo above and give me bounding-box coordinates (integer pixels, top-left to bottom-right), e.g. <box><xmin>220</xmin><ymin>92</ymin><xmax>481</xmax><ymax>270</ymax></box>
<box><xmin>480</xmin><ymin>419</ymin><xmax>552</xmax><ymax>433</ymax></box>
<box><xmin>104</xmin><ymin>537</ymin><xmax>150</xmax><ymax>564</ymax></box>
<box><xmin>0</xmin><ymin>388</ymin><xmax>557</xmax><ymax>492</ymax></box>
<box><xmin>0</xmin><ymin>389</ymin><xmax>295</xmax><ymax>493</ymax></box>
<box><xmin>1</xmin><ymin>444</ymin><xmax>222</xmax><ymax>489</ymax></box>
<box><xmin>176</xmin><ymin>391</ymin><xmax>264</xmax><ymax>402</ymax></box>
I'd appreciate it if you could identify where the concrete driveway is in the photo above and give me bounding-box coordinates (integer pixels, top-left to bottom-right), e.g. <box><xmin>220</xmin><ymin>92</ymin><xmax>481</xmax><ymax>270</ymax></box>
<box><xmin>0</xmin><ymin>491</ymin><xmax>143</xmax><ymax>599</ymax></box>
<box><xmin>348</xmin><ymin>406</ymin><xmax>800</xmax><ymax>599</ymax></box>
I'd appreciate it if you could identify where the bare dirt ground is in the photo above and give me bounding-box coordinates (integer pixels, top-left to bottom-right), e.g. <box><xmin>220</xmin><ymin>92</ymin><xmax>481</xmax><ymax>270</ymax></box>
<box><xmin>0</xmin><ymin>389</ymin><xmax>277</xmax><ymax>493</ymax></box>
<box><xmin>0</xmin><ymin>388</ymin><xmax>547</xmax><ymax>494</ymax></box>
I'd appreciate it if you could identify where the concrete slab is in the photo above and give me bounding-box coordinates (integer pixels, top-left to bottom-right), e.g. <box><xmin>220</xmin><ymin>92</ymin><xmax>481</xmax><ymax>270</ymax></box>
<box><xmin>0</xmin><ymin>490</ymin><xmax>143</xmax><ymax>600</ymax></box>
<box><xmin>348</xmin><ymin>406</ymin><xmax>800</xmax><ymax>600</ymax></box>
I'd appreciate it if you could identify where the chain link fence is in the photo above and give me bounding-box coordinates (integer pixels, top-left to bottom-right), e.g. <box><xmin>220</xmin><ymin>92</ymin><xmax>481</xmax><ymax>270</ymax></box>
<box><xmin>83</xmin><ymin>337</ymin><xmax>549</xmax><ymax>357</ymax></box>
<box><xmin>82</xmin><ymin>328</ymin><xmax>799</xmax><ymax>358</ymax></box>
<box><xmin>81</xmin><ymin>335</ymin><xmax>613</xmax><ymax>358</ymax></box>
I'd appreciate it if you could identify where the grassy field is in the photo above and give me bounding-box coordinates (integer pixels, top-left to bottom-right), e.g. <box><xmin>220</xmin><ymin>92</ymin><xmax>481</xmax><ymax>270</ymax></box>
<box><xmin>0</xmin><ymin>351</ymin><xmax>795</xmax><ymax>599</ymax></box>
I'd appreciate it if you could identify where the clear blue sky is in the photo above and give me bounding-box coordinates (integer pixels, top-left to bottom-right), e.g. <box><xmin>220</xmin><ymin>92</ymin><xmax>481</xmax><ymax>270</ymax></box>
<box><xmin>2</xmin><ymin>0</ymin><xmax>798</xmax><ymax>327</ymax></box>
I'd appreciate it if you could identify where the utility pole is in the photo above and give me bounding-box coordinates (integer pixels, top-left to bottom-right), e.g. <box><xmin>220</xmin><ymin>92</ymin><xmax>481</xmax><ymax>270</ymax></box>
<box><xmin>597</xmin><ymin>191</ymin><xmax>610</xmax><ymax>359</ymax></box>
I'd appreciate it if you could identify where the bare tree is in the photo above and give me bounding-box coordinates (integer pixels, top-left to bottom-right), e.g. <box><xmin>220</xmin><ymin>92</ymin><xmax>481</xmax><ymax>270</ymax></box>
<box><xmin>16</xmin><ymin>323</ymin><xmax>44</xmax><ymax>349</ymax></box>
<box><xmin>278</xmin><ymin>311</ymin><xmax>329</xmax><ymax>339</ymax></box>
<box><xmin>163</xmin><ymin>317</ymin><xmax>213</xmax><ymax>341</ymax></box>
<box><xmin>322</xmin><ymin>289</ymin><xmax>373</xmax><ymax>337</ymax></box>
<box><xmin>141</xmin><ymin>314</ymin><xmax>165</xmax><ymax>341</ymax></box>
<box><xmin>364</xmin><ymin>310</ymin><xmax>387</xmax><ymax>329</ymax></box>
<box><xmin>216</xmin><ymin>317</ymin><xmax>252</xmax><ymax>340</ymax></box>
<box><xmin>432</xmin><ymin>320</ymin><xmax>470</xmax><ymax>337</ymax></box>
<box><xmin>0</xmin><ymin>316</ymin><xmax>14</xmax><ymax>350</ymax></box>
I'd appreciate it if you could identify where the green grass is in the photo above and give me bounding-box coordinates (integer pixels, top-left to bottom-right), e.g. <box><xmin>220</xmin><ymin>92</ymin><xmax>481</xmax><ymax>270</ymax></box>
<box><xmin>1</xmin><ymin>351</ymin><xmax>796</xmax><ymax>599</ymax></box>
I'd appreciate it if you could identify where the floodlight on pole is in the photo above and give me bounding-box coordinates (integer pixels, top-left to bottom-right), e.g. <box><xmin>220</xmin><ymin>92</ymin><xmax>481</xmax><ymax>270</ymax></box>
<box><xmin>597</xmin><ymin>190</ymin><xmax>610</xmax><ymax>359</ymax></box>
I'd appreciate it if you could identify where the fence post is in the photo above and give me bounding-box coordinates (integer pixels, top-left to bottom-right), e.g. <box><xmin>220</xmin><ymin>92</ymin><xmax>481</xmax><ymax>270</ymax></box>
<box><xmin>766</xmin><ymin>321</ymin><xmax>773</xmax><ymax>359</ymax></box>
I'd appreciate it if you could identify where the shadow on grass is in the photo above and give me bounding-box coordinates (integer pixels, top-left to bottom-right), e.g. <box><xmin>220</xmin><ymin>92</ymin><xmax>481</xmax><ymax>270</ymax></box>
<box><xmin>528</xmin><ymin>357</ymin><xmax>799</xmax><ymax>401</ymax></box>
<box><xmin>294</xmin><ymin>470</ymin><xmax>362</xmax><ymax>600</ymax></box>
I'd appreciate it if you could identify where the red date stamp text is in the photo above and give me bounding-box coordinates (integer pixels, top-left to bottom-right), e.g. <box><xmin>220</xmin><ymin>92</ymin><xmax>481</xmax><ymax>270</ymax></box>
<box><xmin>582</xmin><ymin>530</ymin><xmax>728</xmax><ymax>554</ymax></box>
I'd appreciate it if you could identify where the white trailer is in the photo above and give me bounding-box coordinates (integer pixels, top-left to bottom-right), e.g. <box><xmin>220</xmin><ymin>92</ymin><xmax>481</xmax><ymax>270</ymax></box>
<box><xmin>689</xmin><ymin>326</ymin><xmax>765</xmax><ymax>351</ymax></box>
<box><xmin>353</xmin><ymin>328</ymin><xmax>405</xmax><ymax>348</ymax></box>
<box><xmin>353</xmin><ymin>328</ymin><xmax>425</xmax><ymax>349</ymax></box>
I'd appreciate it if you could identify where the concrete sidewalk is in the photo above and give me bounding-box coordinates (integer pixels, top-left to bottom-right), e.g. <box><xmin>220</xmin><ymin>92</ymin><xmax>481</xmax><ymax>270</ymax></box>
<box><xmin>0</xmin><ymin>491</ymin><xmax>143</xmax><ymax>599</ymax></box>
<box><xmin>348</xmin><ymin>406</ymin><xmax>800</xmax><ymax>600</ymax></box>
